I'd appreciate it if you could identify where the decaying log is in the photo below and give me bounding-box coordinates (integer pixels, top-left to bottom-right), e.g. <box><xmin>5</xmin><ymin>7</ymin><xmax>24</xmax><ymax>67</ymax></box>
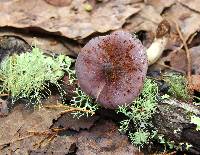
<box><xmin>153</xmin><ymin>99</ymin><xmax>200</xmax><ymax>154</ymax></box>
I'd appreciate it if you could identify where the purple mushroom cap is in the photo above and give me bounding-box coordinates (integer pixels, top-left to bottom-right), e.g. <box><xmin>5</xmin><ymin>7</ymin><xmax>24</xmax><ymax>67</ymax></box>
<box><xmin>75</xmin><ymin>31</ymin><xmax>148</xmax><ymax>109</ymax></box>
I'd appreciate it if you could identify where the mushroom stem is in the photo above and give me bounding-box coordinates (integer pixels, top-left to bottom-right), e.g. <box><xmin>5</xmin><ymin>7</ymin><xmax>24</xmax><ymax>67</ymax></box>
<box><xmin>147</xmin><ymin>19</ymin><xmax>170</xmax><ymax>66</ymax></box>
<box><xmin>147</xmin><ymin>36</ymin><xmax>168</xmax><ymax>66</ymax></box>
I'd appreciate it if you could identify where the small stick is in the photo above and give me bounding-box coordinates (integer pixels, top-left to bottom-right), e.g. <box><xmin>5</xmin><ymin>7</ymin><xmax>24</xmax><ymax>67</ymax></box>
<box><xmin>0</xmin><ymin>134</ymin><xmax>34</xmax><ymax>147</ymax></box>
<box><xmin>187</xmin><ymin>32</ymin><xmax>197</xmax><ymax>45</ymax></box>
<box><xmin>60</xmin><ymin>108</ymin><xmax>95</xmax><ymax>115</ymax></box>
<box><xmin>41</xmin><ymin>134</ymin><xmax>57</xmax><ymax>147</ymax></box>
<box><xmin>156</xmin><ymin>62</ymin><xmax>185</xmax><ymax>74</ymax></box>
<box><xmin>44</xmin><ymin>104</ymin><xmax>95</xmax><ymax>115</ymax></box>
<box><xmin>175</xmin><ymin>22</ymin><xmax>192</xmax><ymax>85</ymax></box>
<box><xmin>0</xmin><ymin>94</ymin><xmax>9</xmax><ymax>97</ymax></box>
<box><xmin>33</xmin><ymin>135</ymin><xmax>51</xmax><ymax>149</ymax></box>
<box><xmin>0</xmin><ymin>128</ymin><xmax>67</xmax><ymax>150</ymax></box>
<box><xmin>27</xmin><ymin>130</ymin><xmax>53</xmax><ymax>136</ymax></box>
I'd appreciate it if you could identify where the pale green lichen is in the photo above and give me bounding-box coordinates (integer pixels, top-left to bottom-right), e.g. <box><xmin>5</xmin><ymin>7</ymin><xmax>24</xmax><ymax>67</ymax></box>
<box><xmin>117</xmin><ymin>78</ymin><xmax>158</xmax><ymax>147</ymax></box>
<box><xmin>190</xmin><ymin>115</ymin><xmax>200</xmax><ymax>131</ymax></box>
<box><xmin>129</xmin><ymin>130</ymin><xmax>150</xmax><ymax>146</ymax></box>
<box><xmin>70</xmin><ymin>87</ymin><xmax>99</xmax><ymax>118</ymax></box>
<box><xmin>155</xmin><ymin>134</ymin><xmax>176</xmax><ymax>151</ymax></box>
<box><xmin>0</xmin><ymin>47</ymin><xmax>75</xmax><ymax>104</ymax></box>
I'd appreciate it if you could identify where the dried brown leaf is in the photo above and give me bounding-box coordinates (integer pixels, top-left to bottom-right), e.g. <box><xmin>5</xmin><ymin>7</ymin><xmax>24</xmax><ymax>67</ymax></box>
<box><xmin>0</xmin><ymin>105</ymin><xmax>62</xmax><ymax>147</ymax></box>
<box><xmin>45</xmin><ymin>0</ymin><xmax>72</xmax><ymax>6</ymax></box>
<box><xmin>0</xmin><ymin>35</ymin><xmax>31</xmax><ymax>61</ymax></box>
<box><xmin>163</xmin><ymin>3</ymin><xmax>200</xmax><ymax>39</ymax></box>
<box><xmin>0</xmin><ymin>99</ymin><xmax>8</xmax><ymax>117</ymax></box>
<box><xmin>162</xmin><ymin>49</ymin><xmax>187</xmax><ymax>73</ymax></box>
<box><xmin>179</xmin><ymin>0</ymin><xmax>200</xmax><ymax>13</ymax></box>
<box><xmin>0</xmin><ymin>0</ymin><xmax>143</xmax><ymax>40</ymax></box>
<box><xmin>158</xmin><ymin>44</ymin><xmax>200</xmax><ymax>74</ymax></box>
<box><xmin>190</xmin><ymin>45</ymin><xmax>200</xmax><ymax>75</ymax></box>
<box><xmin>0</xmin><ymin>106</ymin><xmax>25</xmax><ymax>146</ymax></box>
<box><xmin>0</xmin><ymin>106</ymin><xmax>141</xmax><ymax>154</ymax></box>
<box><xmin>124</xmin><ymin>5</ymin><xmax>163</xmax><ymax>34</ymax></box>
<box><xmin>191</xmin><ymin>75</ymin><xmax>200</xmax><ymax>91</ymax></box>
<box><xmin>52</xmin><ymin>113</ymin><xmax>99</xmax><ymax>131</ymax></box>
<box><xmin>147</xmin><ymin>0</ymin><xmax>176</xmax><ymax>14</ymax></box>
<box><xmin>1</xmin><ymin>133</ymin><xmax>77</xmax><ymax>155</ymax></box>
<box><xmin>76</xmin><ymin>120</ymin><xmax>143</xmax><ymax>155</ymax></box>
<box><xmin>0</xmin><ymin>29</ymin><xmax>79</xmax><ymax>56</ymax></box>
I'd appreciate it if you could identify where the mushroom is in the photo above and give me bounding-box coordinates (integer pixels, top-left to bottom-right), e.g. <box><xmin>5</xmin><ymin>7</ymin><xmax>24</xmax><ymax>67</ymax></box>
<box><xmin>147</xmin><ymin>20</ymin><xmax>170</xmax><ymax>65</ymax></box>
<box><xmin>75</xmin><ymin>31</ymin><xmax>148</xmax><ymax>109</ymax></box>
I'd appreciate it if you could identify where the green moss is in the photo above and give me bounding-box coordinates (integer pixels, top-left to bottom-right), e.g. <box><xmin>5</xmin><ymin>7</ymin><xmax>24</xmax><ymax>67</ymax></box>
<box><xmin>163</xmin><ymin>73</ymin><xmax>190</xmax><ymax>101</ymax></box>
<box><xmin>0</xmin><ymin>47</ymin><xmax>75</xmax><ymax>104</ymax></box>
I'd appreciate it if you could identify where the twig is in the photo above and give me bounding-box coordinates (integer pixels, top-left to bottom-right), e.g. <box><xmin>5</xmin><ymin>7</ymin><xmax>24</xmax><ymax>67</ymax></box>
<box><xmin>44</xmin><ymin>104</ymin><xmax>95</xmax><ymax>115</ymax></box>
<box><xmin>27</xmin><ymin>130</ymin><xmax>53</xmax><ymax>136</ymax></box>
<box><xmin>42</xmin><ymin>134</ymin><xmax>57</xmax><ymax>147</ymax></box>
<box><xmin>151</xmin><ymin>150</ymin><xmax>177</xmax><ymax>155</ymax></box>
<box><xmin>187</xmin><ymin>32</ymin><xmax>197</xmax><ymax>45</ymax></box>
<box><xmin>33</xmin><ymin>134</ymin><xmax>57</xmax><ymax>149</ymax></box>
<box><xmin>0</xmin><ymin>134</ymin><xmax>34</xmax><ymax>147</ymax></box>
<box><xmin>0</xmin><ymin>94</ymin><xmax>9</xmax><ymax>97</ymax></box>
<box><xmin>33</xmin><ymin>135</ymin><xmax>49</xmax><ymax>148</ymax></box>
<box><xmin>60</xmin><ymin>108</ymin><xmax>94</xmax><ymax>115</ymax></box>
<box><xmin>175</xmin><ymin>22</ymin><xmax>192</xmax><ymax>84</ymax></box>
<box><xmin>29</xmin><ymin>128</ymin><xmax>66</xmax><ymax>148</ymax></box>
<box><xmin>0</xmin><ymin>128</ymin><xmax>66</xmax><ymax>150</ymax></box>
<box><xmin>156</xmin><ymin>62</ymin><xmax>185</xmax><ymax>74</ymax></box>
<box><xmin>172</xmin><ymin>44</ymin><xmax>184</xmax><ymax>53</ymax></box>
<box><xmin>28</xmin><ymin>129</ymin><xmax>59</xmax><ymax>148</ymax></box>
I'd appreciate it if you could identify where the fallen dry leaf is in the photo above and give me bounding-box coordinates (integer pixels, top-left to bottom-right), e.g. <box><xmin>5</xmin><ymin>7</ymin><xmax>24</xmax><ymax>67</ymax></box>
<box><xmin>163</xmin><ymin>2</ymin><xmax>200</xmax><ymax>39</ymax></box>
<box><xmin>162</xmin><ymin>49</ymin><xmax>187</xmax><ymax>73</ymax></box>
<box><xmin>0</xmin><ymin>106</ymin><xmax>25</xmax><ymax>146</ymax></box>
<box><xmin>0</xmin><ymin>104</ymin><xmax>76</xmax><ymax>154</ymax></box>
<box><xmin>156</xmin><ymin>43</ymin><xmax>200</xmax><ymax>74</ymax></box>
<box><xmin>124</xmin><ymin>5</ymin><xmax>163</xmax><ymax>34</ymax></box>
<box><xmin>0</xmin><ymin>99</ymin><xmax>8</xmax><ymax>117</ymax></box>
<box><xmin>1</xmin><ymin>132</ymin><xmax>77</xmax><ymax>155</ymax></box>
<box><xmin>0</xmin><ymin>94</ymin><xmax>97</xmax><ymax>154</ymax></box>
<box><xmin>76</xmin><ymin>120</ymin><xmax>143</xmax><ymax>155</ymax></box>
<box><xmin>45</xmin><ymin>0</ymin><xmax>72</xmax><ymax>6</ymax></box>
<box><xmin>179</xmin><ymin>0</ymin><xmax>200</xmax><ymax>13</ymax></box>
<box><xmin>0</xmin><ymin>0</ymin><xmax>143</xmax><ymax>40</ymax></box>
<box><xmin>0</xmin><ymin>35</ymin><xmax>31</xmax><ymax>62</ymax></box>
<box><xmin>147</xmin><ymin>0</ymin><xmax>176</xmax><ymax>14</ymax></box>
<box><xmin>191</xmin><ymin>75</ymin><xmax>200</xmax><ymax>91</ymax></box>
<box><xmin>0</xmin><ymin>105</ymin><xmax>141</xmax><ymax>154</ymax></box>
<box><xmin>190</xmin><ymin>45</ymin><xmax>200</xmax><ymax>75</ymax></box>
<box><xmin>0</xmin><ymin>30</ymin><xmax>78</xmax><ymax>56</ymax></box>
<box><xmin>52</xmin><ymin>113</ymin><xmax>99</xmax><ymax>131</ymax></box>
<box><xmin>0</xmin><ymin>104</ymin><xmax>62</xmax><ymax>149</ymax></box>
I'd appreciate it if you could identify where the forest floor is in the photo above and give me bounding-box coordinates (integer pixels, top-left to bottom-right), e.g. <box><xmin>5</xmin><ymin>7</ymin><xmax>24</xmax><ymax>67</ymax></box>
<box><xmin>1</xmin><ymin>0</ymin><xmax>200</xmax><ymax>154</ymax></box>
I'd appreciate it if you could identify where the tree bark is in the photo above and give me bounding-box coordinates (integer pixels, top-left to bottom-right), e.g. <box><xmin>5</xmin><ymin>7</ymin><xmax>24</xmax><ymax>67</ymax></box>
<box><xmin>153</xmin><ymin>99</ymin><xmax>200</xmax><ymax>154</ymax></box>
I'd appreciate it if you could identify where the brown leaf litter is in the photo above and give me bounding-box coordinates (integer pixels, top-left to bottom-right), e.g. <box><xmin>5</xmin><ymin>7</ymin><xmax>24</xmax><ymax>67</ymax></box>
<box><xmin>0</xmin><ymin>104</ymin><xmax>141</xmax><ymax>154</ymax></box>
<box><xmin>0</xmin><ymin>0</ymin><xmax>143</xmax><ymax>40</ymax></box>
<box><xmin>1</xmin><ymin>0</ymin><xmax>200</xmax><ymax>154</ymax></box>
<box><xmin>76</xmin><ymin>120</ymin><xmax>143</xmax><ymax>155</ymax></box>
